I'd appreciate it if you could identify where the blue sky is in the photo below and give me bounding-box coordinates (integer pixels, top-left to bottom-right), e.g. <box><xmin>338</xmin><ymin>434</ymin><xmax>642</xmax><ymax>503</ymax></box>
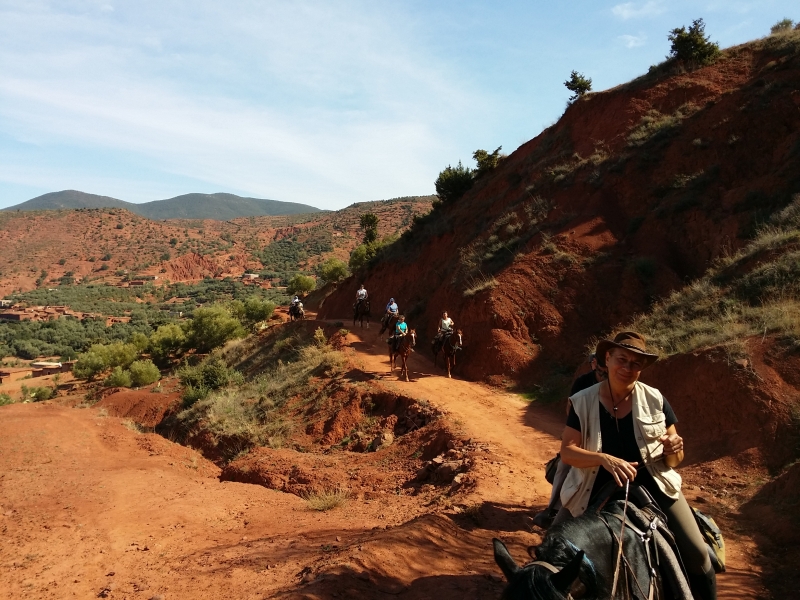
<box><xmin>0</xmin><ymin>1</ymin><xmax>795</xmax><ymax>210</ymax></box>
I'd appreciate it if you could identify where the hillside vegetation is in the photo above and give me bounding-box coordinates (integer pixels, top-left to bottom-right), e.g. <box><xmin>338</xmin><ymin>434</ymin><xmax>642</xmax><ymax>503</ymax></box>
<box><xmin>321</xmin><ymin>29</ymin><xmax>800</xmax><ymax>385</ymax></box>
<box><xmin>0</xmin><ymin>196</ymin><xmax>432</xmax><ymax>295</ymax></box>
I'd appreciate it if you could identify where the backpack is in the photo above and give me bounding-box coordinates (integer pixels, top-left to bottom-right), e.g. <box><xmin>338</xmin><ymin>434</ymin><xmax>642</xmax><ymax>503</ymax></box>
<box><xmin>691</xmin><ymin>506</ymin><xmax>726</xmax><ymax>573</ymax></box>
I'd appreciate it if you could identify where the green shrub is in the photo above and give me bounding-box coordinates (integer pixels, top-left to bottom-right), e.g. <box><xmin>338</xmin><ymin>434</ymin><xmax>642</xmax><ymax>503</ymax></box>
<box><xmin>129</xmin><ymin>359</ymin><xmax>160</xmax><ymax>387</ymax></box>
<box><xmin>564</xmin><ymin>71</ymin><xmax>592</xmax><ymax>102</ymax></box>
<box><xmin>286</xmin><ymin>274</ymin><xmax>316</xmax><ymax>296</ymax></box>
<box><xmin>473</xmin><ymin>147</ymin><xmax>504</xmax><ymax>177</ymax></box>
<box><xmin>0</xmin><ymin>393</ymin><xmax>13</xmax><ymax>406</ymax></box>
<box><xmin>667</xmin><ymin>19</ymin><xmax>720</xmax><ymax>65</ymax></box>
<box><xmin>179</xmin><ymin>357</ymin><xmax>242</xmax><ymax>406</ymax></box>
<box><xmin>149</xmin><ymin>323</ymin><xmax>186</xmax><ymax>363</ymax></box>
<box><xmin>360</xmin><ymin>213</ymin><xmax>379</xmax><ymax>245</ymax></box>
<box><xmin>771</xmin><ymin>18</ymin><xmax>794</xmax><ymax>34</ymax></box>
<box><xmin>243</xmin><ymin>297</ymin><xmax>276</xmax><ymax>325</ymax></box>
<box><xmin>184</xmin><ymin>305</ymin><xmax>245</xmax><ymax>353</ymax></box>
<box><xmin>105</xmin><ymin>366</ymin><xmax>132</xmax><ymax>387</ymax></box>
<box><xmin>435</xmin><ymin>161</ymin><xmax>474</xmax><ymax>204</ymax></box>
<box><xmin>182</xmin><ymin>384</ymin><xmax>209</xmax><ymax>407</ymax></box>
<box><xmin>318</xmin><ymin>257</ymin><xmax>349</xmax><ymax>284</ymax></box>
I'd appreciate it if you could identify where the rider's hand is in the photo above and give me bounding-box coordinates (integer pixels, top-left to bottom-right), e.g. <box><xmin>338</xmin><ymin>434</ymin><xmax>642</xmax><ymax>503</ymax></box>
<box><xmin>600</xmin><ymin>454</ymin><xmax>638</xmax><ymax>486</ymax></box>
<box><xmin>659</xmin><ymin>433</ymin><xmax>683</xmax><ymax>455</ymax></box>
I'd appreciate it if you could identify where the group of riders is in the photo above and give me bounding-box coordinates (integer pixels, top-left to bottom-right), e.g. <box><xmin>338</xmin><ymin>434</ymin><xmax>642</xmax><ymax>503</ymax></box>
<box><xmin>353</xmin><ymin>284</ymin><xmax>455</xmax><ymax>352</ymax></box>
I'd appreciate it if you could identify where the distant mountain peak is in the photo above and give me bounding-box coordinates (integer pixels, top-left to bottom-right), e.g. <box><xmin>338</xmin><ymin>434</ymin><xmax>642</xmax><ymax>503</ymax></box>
<box><xmin>3</xmin><ymin>190</ymin><xmax>321</xmax><ymax>219</ymax></box>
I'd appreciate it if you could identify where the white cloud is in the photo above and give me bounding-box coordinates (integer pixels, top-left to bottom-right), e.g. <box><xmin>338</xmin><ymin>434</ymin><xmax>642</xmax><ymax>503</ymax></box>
<box><xmin>0</xmin><ymin>1</ymin><xmax>491</xmax><ymax>207</ymax></box>
<box><xmin>618</xmin><ymin>34</ymin><xmax>647</xmax><ymax>48</ymax></box>
<box><xmin>612</xmin><ymin>1</ymin><xmax>665</xmax><ymax>20</ymax></box>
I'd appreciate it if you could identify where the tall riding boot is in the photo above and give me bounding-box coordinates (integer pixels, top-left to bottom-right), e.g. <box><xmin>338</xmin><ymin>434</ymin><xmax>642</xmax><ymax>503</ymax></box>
<box><xmin>687</xmin><ymin>565</ymin><xmax>717</xmax><ymax>600</ymax></box>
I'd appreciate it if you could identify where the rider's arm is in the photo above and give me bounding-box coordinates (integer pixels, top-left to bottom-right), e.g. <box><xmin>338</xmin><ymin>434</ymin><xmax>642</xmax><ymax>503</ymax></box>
<box><xmin>561</xmin><ymin>424</ymin><xmax>639</xmax><ymax>486</ymax></box>
<box><xmin>660</xmin><ymin>424</ymin><xmax>684</xmax><ymax>467</ymax></box>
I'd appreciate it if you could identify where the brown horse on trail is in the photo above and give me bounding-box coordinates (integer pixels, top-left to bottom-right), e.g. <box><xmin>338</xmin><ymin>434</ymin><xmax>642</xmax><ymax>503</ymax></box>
<box><xmin>389</xmin><ymin>330</ymin><xmax>416</xmax><ymax>381</ymax></box>
<box><xmin>379</xmin><ymin>313</ymin><xmax>398</xmax><ymax>335</ymax></box>
<box><xmin>353</xmin><ymin>299</ymin><xmax>370</xmax><ymax>328</ymax></box>
<box><xmin>433</xmin><ymin>330</ymin><xmax>463</xmax><ymax>378</ymax></box>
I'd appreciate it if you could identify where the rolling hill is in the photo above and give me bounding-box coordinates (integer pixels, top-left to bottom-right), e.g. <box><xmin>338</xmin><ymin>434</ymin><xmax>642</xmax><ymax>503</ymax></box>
<box><xmin>3</xmin><ymin>190</ymin><xmax>321</xmax><ymax>219</ymax></box>
<box><xmin>0</xmin><ymin>196</ymin><xmax>433</xmax><ymax>296</ymax></box>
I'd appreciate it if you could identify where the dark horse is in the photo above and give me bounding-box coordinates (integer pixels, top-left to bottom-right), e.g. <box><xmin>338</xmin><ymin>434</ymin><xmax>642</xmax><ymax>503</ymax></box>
<box><xmin>379</xmin><ymin>313</ymin><xmax>398</xmax><ymax>336</ymax></box>
<box><xmin>493</xmin><ymin>499</ymin><xmax>692</xmax><ymax>600</ymax></box>
<box><xmin>432</xmin><ymin>330</ymin><xmax>462</xmax><ymax>378</ymax></box>
<box><xmin>389</xmin><ymin>330</ymin><xmax>416</xmax><ymax>381</ymax></box>
<box><xmin>289</xmin><ymin>302</ymin><xmax>304</xmax><ymax>321</ymax></box>
<box><xmin>353</xmin><ymin>299</ymin><xmax>370</xmax><ymax>328</ymax></box>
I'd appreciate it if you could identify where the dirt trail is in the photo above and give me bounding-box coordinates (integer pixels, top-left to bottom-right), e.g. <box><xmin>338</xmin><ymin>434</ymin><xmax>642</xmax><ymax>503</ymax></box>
<box><xmin>0</xmin><ymin>318</ymin><xmax>768</xmax><ymax>598</ymax></box>
<box><xmin>339</xmin><ymin>319</ymin><xmax>767</xmax><ymax>599</ymax></box>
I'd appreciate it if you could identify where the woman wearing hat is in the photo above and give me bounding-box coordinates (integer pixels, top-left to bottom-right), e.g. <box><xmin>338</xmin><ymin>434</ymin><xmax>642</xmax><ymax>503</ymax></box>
<box><xmin>558</xmin><ymin>331</ymin><xmax>717</xmax><ymax>600</ymax></box>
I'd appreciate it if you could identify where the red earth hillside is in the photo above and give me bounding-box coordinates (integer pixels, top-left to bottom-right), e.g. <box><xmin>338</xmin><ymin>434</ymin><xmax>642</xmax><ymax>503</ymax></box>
<box><xmin>321</xmin><ymin>34</ymin><xmax>800</xmax><ymax>384</ymax></box>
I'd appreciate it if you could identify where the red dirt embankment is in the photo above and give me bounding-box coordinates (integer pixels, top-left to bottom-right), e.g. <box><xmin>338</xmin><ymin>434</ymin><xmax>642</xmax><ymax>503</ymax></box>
<box><xmin>320</xmin><ymin>39</ymin><xmax>800</xmax><ymax>385</ymax></box>
<box><xmin>95</xmin><ymin>387</ymin><xmax>181</xmax><ymax>428</ymax></box>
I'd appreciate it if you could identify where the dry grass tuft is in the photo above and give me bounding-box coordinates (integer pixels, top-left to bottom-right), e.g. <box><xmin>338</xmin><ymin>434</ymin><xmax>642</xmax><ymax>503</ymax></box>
<box><xmin>302</xmin><ymin>488</ymin><xmax>350</xmax><ymax>511</ymax></box>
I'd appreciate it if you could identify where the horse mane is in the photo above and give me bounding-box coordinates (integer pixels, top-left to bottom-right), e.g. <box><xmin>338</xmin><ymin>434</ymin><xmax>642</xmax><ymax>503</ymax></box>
<box><xmin>534</xmin><ymin>535</ymin><xmax>601</xmax><ymax>597</ymax></box>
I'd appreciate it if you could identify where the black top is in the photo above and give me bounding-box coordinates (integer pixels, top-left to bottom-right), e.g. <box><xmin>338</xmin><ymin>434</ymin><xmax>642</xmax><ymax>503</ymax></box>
<box><xmin>570</xmin><ymin>371</ymin><xmax>601</xmax><ymax>396</ymax></box>
<box><xmin>566</xmin><ymin>391</ymin><xmax>678</xmax><ymax>506</ymax></box>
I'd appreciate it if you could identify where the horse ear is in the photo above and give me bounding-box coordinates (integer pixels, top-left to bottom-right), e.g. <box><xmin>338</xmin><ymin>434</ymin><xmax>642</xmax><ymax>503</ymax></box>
<box><xmin>549</xmin><ymin>549</ymin><xmax>584</xmax><ymax>594</ymax></box>
<box><xmin>492</xmin><ymin>538</ymin><xmax>520</xmax><ymax>581</ymax></box>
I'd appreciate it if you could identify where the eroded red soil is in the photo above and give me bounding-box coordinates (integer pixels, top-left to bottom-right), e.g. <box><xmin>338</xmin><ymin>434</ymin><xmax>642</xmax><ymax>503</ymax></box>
<box><xmin>0</xmin><ymin>323</ymin><xmax>776</xmax><ymax>599</ymax></box>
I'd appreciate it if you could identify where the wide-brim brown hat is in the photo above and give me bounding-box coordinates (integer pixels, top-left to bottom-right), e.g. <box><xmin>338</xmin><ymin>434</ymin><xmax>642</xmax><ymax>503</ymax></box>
<box><xmin>595</xmin><ymin>331</ymin><xmax>658</xmax><ymax>369</ymax></box>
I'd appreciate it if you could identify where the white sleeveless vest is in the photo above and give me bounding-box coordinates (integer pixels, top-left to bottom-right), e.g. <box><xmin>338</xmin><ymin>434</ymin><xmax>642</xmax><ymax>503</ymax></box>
<box><xmin>560</xmin><ymin>380</ymin><xmax>682</xmax><ymax>517</ymax></box>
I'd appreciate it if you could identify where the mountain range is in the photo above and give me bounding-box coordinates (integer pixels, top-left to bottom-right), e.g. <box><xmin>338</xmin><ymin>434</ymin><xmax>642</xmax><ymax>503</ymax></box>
<box><xmin>2</xmin><ymin>190</ymin><xmax>321</xmax><ymax>220</ymax></box>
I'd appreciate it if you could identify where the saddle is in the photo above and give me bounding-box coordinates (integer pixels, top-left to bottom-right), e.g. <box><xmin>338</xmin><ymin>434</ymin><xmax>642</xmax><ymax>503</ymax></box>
<box><xmin>595</xmin><ymin>489</ymin><xmax>692</xmax><ymax>600</ymax></box>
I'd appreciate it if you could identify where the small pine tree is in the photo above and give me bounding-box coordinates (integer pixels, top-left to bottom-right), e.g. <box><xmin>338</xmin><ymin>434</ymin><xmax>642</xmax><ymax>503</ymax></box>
<box><xmin>359</xmin><ymin>213</ymin><xmax>379</xmax><ymax>245</ymax></box>
<box><xmin>667</xmin><ymin>19</ymin><xmax>720</xmax><ymax>66</ymax></box>
<box><xmin>564</xmin><ymin>71</ymin><xmax>592</xmax><ymax>103</ymax></box>
<box><xmin>770</xmin><ymin>18</ymin><xmax>794</xmax><ymax>34</ymax></box>
<box><xmin>434</xmin><ymin>161</ymin><xmax>474</xmax><ymax>204</ymax></box>
<box><xmin>473</xmin><ymin>147</ymin><xmax>504</xmax><ymax>177</ymax></box>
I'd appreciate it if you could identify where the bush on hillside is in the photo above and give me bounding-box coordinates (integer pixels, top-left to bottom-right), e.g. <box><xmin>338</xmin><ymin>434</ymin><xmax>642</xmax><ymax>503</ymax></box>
<box><xmin>104</xmin><ymin>366</ymin><xmax>132</xmax><ymax>387</ymax></box>
<box><xmin>564</xmin><ymin>71</ymin><xmax>592</xmax><ymax>102</ymax></box>
<box><xmin>0</xmin><ymin>392</ymin><xmax>13</xmax><ymax>406</ymax></box>
<box><xmin>771</xmin><ymin>18</ymin><xmax>794</xmax><ymax>34</ymax></box>
<box><xmin>287</xmin><ymin>274</ymin><xmax>316</xmax><ymax>296</ymax></box>
<box><xmin>179</xmin><ymin>357</ymin><xmax>243</xmax><ymax>406</ymax></box>
<box><xmin>73</xmin><ymin>341</ymin><xmax>140</xmax><ymax>380</ymax></box>
<box><xmin>435</xmin><ymin>161</ymin><xmax>474</xmax><ymax>204</ymax></box>
<box><xmin>129</xmin><ymin>359</ymin><xmax>161</xmax><ymax>387</ymax></box>
<box><xmin>149</xmin><ymin>323</ymin><xmax>186</xmax><ymax>364</ymax></box>
<box><xmin>243</xmin><ymin>297</ymin><xmax>276</xmax><ymax>325</ymax></box>
<box><xmin>184</xmin><ymin>305</ymin><xmax>246</xmax><ymax>353</ymax></box>
<box><xmin>317</xmin><ymin>257</ymin><xmax>349</xmax><ymax>284</ymax></box>
<box><xmin>667</xmin><ymin>19</ymin><xmax>720</xmax><ymax>66</ymax></box>
<box><xmin>473</xmin><ymin>147</ymin><xmax>504</xmax><ymax>178</ymax></box>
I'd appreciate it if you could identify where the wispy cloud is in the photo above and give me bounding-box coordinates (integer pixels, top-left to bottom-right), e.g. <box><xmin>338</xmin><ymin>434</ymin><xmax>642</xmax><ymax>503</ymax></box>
<box><xmin>618</xmin><ymin>33</ymin><xmax>647</xmax><ymax>48</ymax></box>
<box><xmin>611</xmin><ymin>1</ymin><xmax>665</xmax><ymax>20</ymax></box>
<box><xmin>0</xmin><ymin>1</ymin><xmax>487</xmax><ymax>207</ymax></box>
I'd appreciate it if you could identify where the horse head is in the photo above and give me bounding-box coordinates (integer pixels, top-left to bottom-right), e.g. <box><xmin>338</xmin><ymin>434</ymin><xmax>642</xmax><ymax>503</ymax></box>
<box><xmin>454</xmin><ymin>330</ymin><xmax>463</xmax><ymax>349</ymax></box>
<box><xmin>409</xmin><ymin>329</ymin><xmax>416</xmax><ymax>347</ymax></box>
<box><xmin>493</xmin><ymin>539</ymin><xmax>586</xmax><ymax>600</ymax></box>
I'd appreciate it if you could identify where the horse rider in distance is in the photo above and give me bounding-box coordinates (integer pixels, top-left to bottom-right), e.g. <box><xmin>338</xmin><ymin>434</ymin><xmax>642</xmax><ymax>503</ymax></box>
<box><xmin>382</xmin><ymin>297</ymin><xmax>398</xmax><ymax>327</ymax></box>
<box><xmin>387</xmin><ymin>314</ymin><xmax>408</xmax><ymax>351</ymax></box>
<box><xmin>354</xmin><ymin>284</ymin><xmax>368</xmax><ymax>310</ymax></box>
<box><xmin>432</xmin><ymin>311</ymin><xmax>454</xmax><ymax>346</ymax></box>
